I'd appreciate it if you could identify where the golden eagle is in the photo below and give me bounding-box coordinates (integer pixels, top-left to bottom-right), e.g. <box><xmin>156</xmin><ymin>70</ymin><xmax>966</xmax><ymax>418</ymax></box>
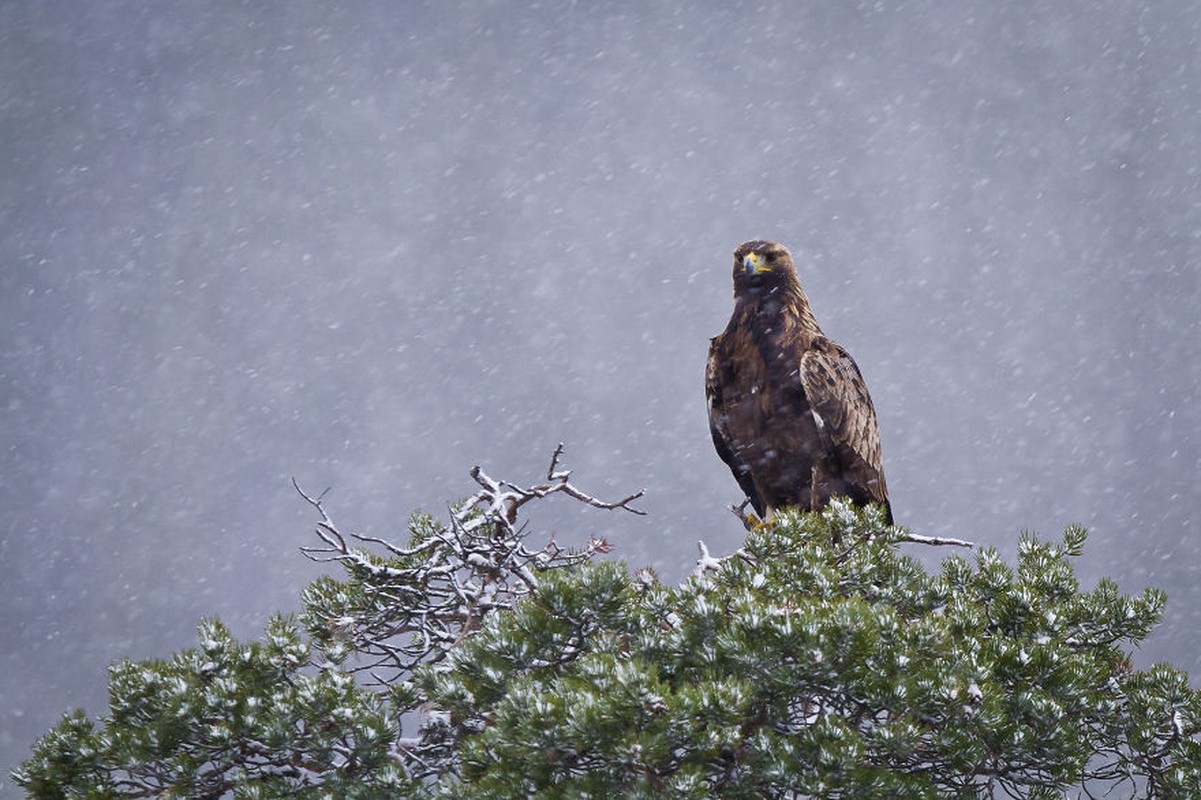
<box><xmin>706</xmin><ymin>240</ymin><xmax>892</xmax><ymax>524</ymax></box>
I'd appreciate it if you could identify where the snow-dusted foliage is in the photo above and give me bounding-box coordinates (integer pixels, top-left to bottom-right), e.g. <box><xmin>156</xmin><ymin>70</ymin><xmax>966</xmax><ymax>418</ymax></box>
<box><xmin>426</xmin><ymin>509</ymin><xmax>1201</xmax><ymax>798</ymax></box>
<box><xmin>14</xmin><ymin>452</ymin><xmax>642</xmax><ymax>797</ymax></box>
<box><xmin>14</xmin><ymin>616</ymin><xmax>404</xmax><ymax>797</ymax></box>
<box><xmin>14</xmin><ymin>462</ymin><xmax>1201</xmax><ymax>798</ymax></box>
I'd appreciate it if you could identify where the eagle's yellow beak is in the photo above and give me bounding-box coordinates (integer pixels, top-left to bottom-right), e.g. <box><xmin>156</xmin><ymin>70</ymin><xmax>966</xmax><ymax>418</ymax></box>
<box><xmin>743</xmin><ymin>252</ymin><xmax>770</xmax><ymax>276</ymax></box>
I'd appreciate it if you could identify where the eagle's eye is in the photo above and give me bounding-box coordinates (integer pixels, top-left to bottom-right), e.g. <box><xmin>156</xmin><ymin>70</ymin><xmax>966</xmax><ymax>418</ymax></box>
<box><xmin>765</xmin><ymin>252</ymin><xmax>778</xmax><ymax>263</ymax></box>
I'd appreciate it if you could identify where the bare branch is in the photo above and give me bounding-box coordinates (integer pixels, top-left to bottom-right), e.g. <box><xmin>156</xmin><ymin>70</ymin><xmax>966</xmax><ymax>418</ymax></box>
<box><xmin>297</xmin><ymin>447</ymin><xmax>645</xmax><ymax>692</ymax></box>
<box><xmin>556</xmin><ymin>481</ymin><xmax>646</xmax><ymax>515</ymax></box>
<box><xmin>547</xmin><ymin>441</ymin><xmax>570</xmax><ymax>480</ymax></box>
<box><xmin>291</xmin><ymin>476</ymin><xmax>331</xmax><ymax>518</ymax></box>
<box><xmin>730</xmin><ymin>498</ymin><xmax>757</xmax><ymax>530</ymax></box>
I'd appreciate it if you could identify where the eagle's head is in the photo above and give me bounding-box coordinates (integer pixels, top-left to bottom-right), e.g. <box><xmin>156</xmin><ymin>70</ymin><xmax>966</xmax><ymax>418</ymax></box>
<box><xmin>732</xmin><ymin>240</ymin><xmax>798</xmax><ymax>293</ymax></box>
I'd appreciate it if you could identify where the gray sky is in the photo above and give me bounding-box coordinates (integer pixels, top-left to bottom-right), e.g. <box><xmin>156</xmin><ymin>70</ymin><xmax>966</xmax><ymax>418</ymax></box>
<box><xmin>3</xmin><ymin>0</ymin><xmax>1199</xmax><ymax>784</ymax></box>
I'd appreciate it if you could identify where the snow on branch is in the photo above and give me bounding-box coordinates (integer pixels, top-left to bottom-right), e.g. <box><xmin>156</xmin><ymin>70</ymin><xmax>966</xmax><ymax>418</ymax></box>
<box><xmin>896</xmin><ymin>531</ymin><xmax>975</xmax><ymax>548</ymax></box>
<box><xmin>294</xmin><ymin>446</ymin><xmax>642</xmax><ymax>687</ymax></box>
<box><xmin>483</xmin><ymin>442</ymin><xmax>646</xmax><ymax>520</ymax></box>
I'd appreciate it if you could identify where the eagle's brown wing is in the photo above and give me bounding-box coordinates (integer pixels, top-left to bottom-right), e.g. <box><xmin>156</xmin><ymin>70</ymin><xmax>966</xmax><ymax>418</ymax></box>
<box><xmin>706</xmin><ymin>337</ymin><xmax>763</xmax><ymax>515</ymax></box>
<box><xmin>799</xmin><ymin>338</ymin><xmax>892</xmax><ymax>523</ymax></box>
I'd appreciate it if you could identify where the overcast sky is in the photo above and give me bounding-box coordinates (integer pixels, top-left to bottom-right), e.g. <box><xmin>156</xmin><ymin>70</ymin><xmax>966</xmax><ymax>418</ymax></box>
<box><xmin>2</xmin><ymin>0</ymin><xmax>1199</xmax><ymax>783</ymax></box>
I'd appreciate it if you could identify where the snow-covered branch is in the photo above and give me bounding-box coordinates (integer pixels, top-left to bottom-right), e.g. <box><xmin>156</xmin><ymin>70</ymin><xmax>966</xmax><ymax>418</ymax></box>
<box><xmin>896</xmin><ymin>531</ymin><xmax>975</xmax><ymax>548</ymax></box>
<box><xmin>294</xmin><ymin>447</ymin><xmax>639</xmax><ymax>689</ymax></box>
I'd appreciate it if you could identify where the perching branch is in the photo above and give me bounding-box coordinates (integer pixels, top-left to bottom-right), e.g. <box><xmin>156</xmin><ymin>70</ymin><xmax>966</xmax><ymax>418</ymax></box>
<box><xmin>727</xmin><ymin>496</ymin><xmax>975</xmax><ymax>548</ymax></box>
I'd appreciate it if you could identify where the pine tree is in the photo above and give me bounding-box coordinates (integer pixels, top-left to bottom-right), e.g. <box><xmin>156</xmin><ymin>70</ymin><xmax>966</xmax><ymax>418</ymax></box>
<box><xmin>14</xmin><ymin>452</ymin><xmax>1201</xmax><ymax>798</ymax></box>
